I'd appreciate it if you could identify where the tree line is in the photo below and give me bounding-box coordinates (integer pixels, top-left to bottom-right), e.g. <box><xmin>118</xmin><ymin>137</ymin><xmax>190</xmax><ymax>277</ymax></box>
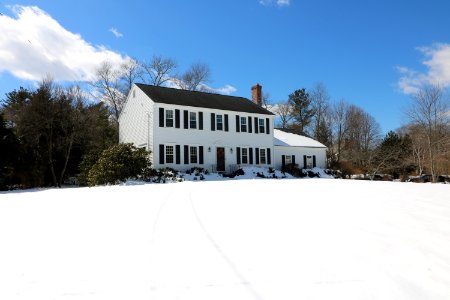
<box><xmin>273</xmin><ymin>83</ymin><xmax>449</xmax><ymax>181</ymax></box>
<box><xmin>1</xmin><ymin>54</ymin><xmax>449</xmax><ymax>189</ymax></box>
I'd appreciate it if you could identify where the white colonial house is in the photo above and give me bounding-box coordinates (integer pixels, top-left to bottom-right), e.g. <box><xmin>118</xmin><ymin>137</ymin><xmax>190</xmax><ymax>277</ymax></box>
<box><xmin>119</xmin><ymin>83</ymin><xmax>328</xmax><ymax>173</ymax></box>
<box><xmin>119</xmin><ymin>83</ymin><xmax>275</xmax><ymax>173</ymax></box>
<box><xmin>273</xmin><ymin>129</ymin><xmax>327</xmax><ymax>170</ymax></box>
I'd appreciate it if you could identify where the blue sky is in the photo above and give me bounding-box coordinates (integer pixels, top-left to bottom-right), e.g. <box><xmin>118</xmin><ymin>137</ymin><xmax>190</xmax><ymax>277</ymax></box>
<box><xmin>1</xmin><ymin>0</ymin><xmax>450</xmax><ymax>133</ymax></box>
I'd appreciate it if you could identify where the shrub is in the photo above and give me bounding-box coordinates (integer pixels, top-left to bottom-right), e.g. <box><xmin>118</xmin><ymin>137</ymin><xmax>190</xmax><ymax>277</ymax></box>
<box><xmin>87</xmin><ymin>143</ymin><xmax>151</xmax><ymax>186</ymax></box>
<box><xmin>78</xmin><ymin>150</ymin><xmax>102</xmax><ymax>186</ymax></box>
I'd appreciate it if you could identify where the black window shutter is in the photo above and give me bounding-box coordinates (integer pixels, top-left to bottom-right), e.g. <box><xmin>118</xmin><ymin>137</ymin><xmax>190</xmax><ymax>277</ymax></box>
<box><xmin>249</xmin><ymin>147</ymin><xmax>253</xmax><ymax>164</ymax></box>
<box><xmin>267</xmin><ymin>148</ymin><xmax>271</xmax><ymax>164</ymax></box>
<box><xmin>184</xmin><ymin>110</ymin><xmax>188</xmax><ymax>129</ymax></box>
<box><xmin>266</xmin><ymin>118</ymin><xmax>270</xmax><ymax>134</ymax></box>
<box><xmin>175</xmin><ymin>145</ymin><xmax>181</xmax><ymax>164</ymax></box>
<box><xmin>224</xmin><ymin>114</ymin><xmax>229</xmax><ymax>131</ymax></box>
<box><xmin>248</xmin><ymin>116</ymin><xmax>252</xmax><ymax>133</ymax></box>
<box><xmin>254</xmin><ymin>118</ymin><xmax>259</xmax><ymax>134</ymax></box>
<box><xmin>199</xmin><ymin>146</ymin><xmax>204</xmax><ymax>164</ymax></box>
<box><xmin>184</xmin><ymin>145</ymin><xmax>189</xmax><ymax>164</ymax></box>
<box><xmin>235</xmin><ymin>115</ymin><xmax>240</xmax><ymax>132</ymax></box>
<box><xmin>303</xmin><ymin>155</ymin><xmax>307</xmax><ymax>168</ymax></box>
<box><xmin>199</xmin><ymin>112</ymin><xmax>203</xmax><ymax>130</ymax></box>
<box><xmin>282</xmin><ymin>155</ymin><xmax>286</xmax><ymax>169</ymax></box>
<box><xmin>159</xmin><ymin>144</ymin><xmax>165</xmax><ymax>164</ymax></box>
<box><xmin>159</xmin><ymin>108</ymin><xmax>164</xmax><ymax>127</ymax></box>
<box><xmin>236</xmin><ymin>147</ymin><xmax>241</xmax><ymax>164</ymax></box>
<box><xmin>292</xmin><ymin>155</ymin><xmax>296</xmax><ymax>166</ymax></box>
<box><xmin>313</xmin><ymin>155</ymin><xmax>316</xmax><ymax>168</ymax></box>
<box><xmin>211</xmin><ymin>113</ymin><xmax>215</xmax><ymax>131</ymax></box>
<box><xmin>255</xmin><ymin>148</ymin><xmax>260</xmax><ymax>164</ymax></box>
<box><xmin>175</xmin><ymin>109</ymin><xmax>180</xmax><ymax>128</ymax></box>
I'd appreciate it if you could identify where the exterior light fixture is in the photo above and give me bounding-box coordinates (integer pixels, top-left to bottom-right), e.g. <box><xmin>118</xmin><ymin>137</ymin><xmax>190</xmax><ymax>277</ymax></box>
<box><xmin>208</xmin><ymin>147</ymin><xmax>211</xmax><ymax>152</ymax></box>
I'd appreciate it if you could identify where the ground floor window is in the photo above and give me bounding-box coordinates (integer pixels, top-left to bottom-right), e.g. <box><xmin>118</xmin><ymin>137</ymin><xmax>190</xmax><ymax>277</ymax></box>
<box><xmin>260</xmin><ymin>149</ymin><xmax>266</xmax><ymax>164</ymax></box>
<box><xmin>241</xmin><ymin>148</ymin><xmax>248</xmax><ymax>164</ymax></box>
<box><xmin>285</xmin><ymin>155</ymin><xmax>292</xmax><ymax>165</ymax></box>
<box><xmin>190</xmin><ymin>146</ymin><xmax>198</xmax><ymax>164</ymax></box>
<box><xmin>166</xmin><ymin>145</ymin><xmax>174</xmax><ymax>163</ymax></box>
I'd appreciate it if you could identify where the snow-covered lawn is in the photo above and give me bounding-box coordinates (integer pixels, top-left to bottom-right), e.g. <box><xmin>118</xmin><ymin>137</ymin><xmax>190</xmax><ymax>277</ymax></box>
<box><xmin>0</xmin><ymin>179</ymin><xmax>449</xmax><ymax>300</ymax></box>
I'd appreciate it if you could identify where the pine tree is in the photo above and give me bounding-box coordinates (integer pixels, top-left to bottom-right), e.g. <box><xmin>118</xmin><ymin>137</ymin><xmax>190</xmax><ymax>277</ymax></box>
<box><xmin>288</xmin><ymin>88</ymin><xmax>314</xmax><ymax>135</ymax></box>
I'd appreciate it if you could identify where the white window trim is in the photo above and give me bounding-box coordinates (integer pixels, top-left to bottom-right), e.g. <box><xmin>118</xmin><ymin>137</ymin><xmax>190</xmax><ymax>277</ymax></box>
<box><xmin>165</xmin><ymin>145</ymin><xmax>174</xmax><ymax>164</ymax></box>
<box><xmin>259</xmin><ymin>149</ymin><xmax>266</xmax><ymax>164</ymax></box>
<box><xmin>190</xmin><ymin>146</ymin><xmax>198</xmax><ymax>164</ymax></box>
<box><xmin>240</xmin><ymin>116</ymin><xmax>247</xmax><ymax>132</ymax></box>
<box><xmin>241</xmin><ymin>147</ymin><xmax>249</xmax><ymax>164</ymax></box>
<box><xmin>216</xmin><ymin>114</ymin><xmax>223</xmax><ymax>131</ymax></box>
<box><xmin>259</xmin><ymin>118</ymin><xmax>265</xmax><ymax>133</ymax></box>
<box><xmin>190</xmin><ymin>112</ymin><xmax>197</xmax><ymax>129</ymax></box>
<box><xmin>285</xmin><ymin>155</ymin><xmax>292</xmax><ymax>165</ymax></box>
<box><xmin>165</xmin><ymin>109</ymin><xmax>174</xmax><ymax>127</ymax></box>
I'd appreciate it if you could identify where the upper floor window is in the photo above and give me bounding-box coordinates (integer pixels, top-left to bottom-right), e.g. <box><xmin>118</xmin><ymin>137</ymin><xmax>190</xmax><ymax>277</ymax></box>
<box><xmin>241</xmin><ymin>148</ymin><xmax>248</xmax><ymax>164</ymax></box>
<box><xmin>190</xmin><ymin>112</ymin><xmax>197</xmax><ymax>129</ymax></box>
<box><xmin>259</xmin><ymin>118</ymin><xmax>265</xmax><ymax>133</ymax></box>
<box><xmin>240</xmin><ymin>117</ymin><xmax>247</xmax><ymax>132</ymax></box>
<box><xmin>165</xmin><ymin>110</ymin><xmax>174</xmax><ymax>127</ymax></box>
<box><xmin>260</xmin><ymin>149</ymin><xmax>266</xmax><ymax>164</ymax></box>
<box><xmin>190</xmin><ymin>146</ymin><xmax>198</xmax><ymax>164</ymax></box>
<box><xmin>166</xmin><ymin>145</ymin><xmax>174</xmax><ymax>163</ymax></box>
<box><xmin>216</xmin><ymin>115</ymin><xmax>223</xmax><ymax>131</ymax></box>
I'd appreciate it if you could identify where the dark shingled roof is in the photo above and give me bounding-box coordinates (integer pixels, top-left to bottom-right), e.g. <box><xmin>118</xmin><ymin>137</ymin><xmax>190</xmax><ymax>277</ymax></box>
<box><xmin>135</xmin><ymin>83</ymin><xmax>274</xmax><ymax>115</ymax></box>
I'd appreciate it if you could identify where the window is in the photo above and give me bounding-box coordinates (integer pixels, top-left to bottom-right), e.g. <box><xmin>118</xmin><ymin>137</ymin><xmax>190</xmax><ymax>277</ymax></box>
<box><xmin>240</xmin><ymin>117</ymin><xmax>247</xmax><ymax>132</ymax></box>
<box><xmin>259</xmin><ymin>118</ymin><xmax>265</xmax><ymax>133</ymax></box>
<box><xmin>166</xmin><ymin>146</ymin><xmax>174</xmax><ymax>163</ymax></box>
<box><xmin>190</xmin><ymin>146</ymin><xmax>198</xmax><ymax>163</ymax></box>
<box><xmin>260</xmin><ymin>149</ymin><xmax>266</xmax><ymax>164</ymax></box>
<box><xmin>190</xmin><ymin>112</ymin><xmax>197</xmax><ymax>129</ymax></box>
<box><xmin>165</xmin><ymin>110</ymin><xmax>174</xmax><ymax>127</ymax></box>
<box><xmin>306</xmin><ymin>155</ymin><xmax>313</xmax><ymax>168</ymax></box>
<box><xmin>132</xmin><ymin>90</ymin><xmax>136</xmax><ymax>98</ymax></box>
<box><xmin>241</xmin><ymin>148</ymin><xmax>248</xmax><ymax>164</ymax></box>
<box><xmin>216</xmin><ymin>114</ymin><xmax>223</xmax><ymax>131</ymax></box>
<box><xmin>285</xmin><ymin>155</ymin><xmax>292</xmax><ymax>165</ymax></box>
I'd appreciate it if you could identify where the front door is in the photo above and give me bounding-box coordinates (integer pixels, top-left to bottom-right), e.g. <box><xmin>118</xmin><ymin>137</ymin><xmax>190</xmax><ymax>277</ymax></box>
<box><xmin>216</xmin><ymin>147</ymin><xmax>225</xmax><ymax>172</ymax></box>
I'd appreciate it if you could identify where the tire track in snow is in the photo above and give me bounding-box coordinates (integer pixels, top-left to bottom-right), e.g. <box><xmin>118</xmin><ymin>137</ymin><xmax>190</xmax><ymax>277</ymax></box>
<box><xmin>188</xmin><ymin>186</ymin><xmax>266</xmax><ymax>300</ymax></box>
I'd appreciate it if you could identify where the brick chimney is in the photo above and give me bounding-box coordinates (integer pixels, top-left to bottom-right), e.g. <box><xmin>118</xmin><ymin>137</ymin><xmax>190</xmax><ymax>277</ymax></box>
<box><xmin>251</xmin><ymin>83</ymin><xmax>262</xmax><ymax>106</ymax></box>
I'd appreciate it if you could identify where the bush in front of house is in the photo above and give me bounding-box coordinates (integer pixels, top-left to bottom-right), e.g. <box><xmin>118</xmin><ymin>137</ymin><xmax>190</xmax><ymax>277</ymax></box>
<box><xmin>87</xmin><ymin>143</ymin><xmax>152</xmax><ymax>186</ymax></box>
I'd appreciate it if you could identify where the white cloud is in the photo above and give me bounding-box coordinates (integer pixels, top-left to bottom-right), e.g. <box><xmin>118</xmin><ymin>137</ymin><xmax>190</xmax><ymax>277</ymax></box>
<box><xmin>397</xmin><ymin>43</ymin><xmax>450</xmax><ymax>94</ymax></box>
<box><xmin>259</xmin><ymin>0</ymin><xmax>290</xmax><ymax>7</ymax></box>
<box><xmin>276</xmin><ymin>0</ymin><xmax>291</xmax><ymax>6</ymax></box>
<box><xmin>207</xmin><ymin>84</ymin><xmax>237</xmax><ymax>95</ymax></box>
<box><xmin>109</xmin><ymin>27</ymin><xmax>123</xmax><ymax>38</ymax></box>
<box><xmin>0</xmin><ymin>6</ymin><xmax>129</xmax><ymax>82</ymax></box>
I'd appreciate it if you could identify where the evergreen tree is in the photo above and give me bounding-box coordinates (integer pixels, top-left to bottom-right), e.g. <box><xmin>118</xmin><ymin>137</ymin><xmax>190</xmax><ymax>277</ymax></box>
<box><xmin>288</xmin><ymin>88</ymin><xmax>314</xmax><ymax>135</ymax></box>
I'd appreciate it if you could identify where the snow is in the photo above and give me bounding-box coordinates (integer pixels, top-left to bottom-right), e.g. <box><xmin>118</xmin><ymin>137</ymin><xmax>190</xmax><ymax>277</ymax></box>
<box><xmin>274</xmin><ymin>129</ymin><xmax>327</xmax><ymax>148</ymax></box>
<box><xmin>0</xmin><ymin>179</ymin><xmax>450</xmax><ymax>300</ymax></box>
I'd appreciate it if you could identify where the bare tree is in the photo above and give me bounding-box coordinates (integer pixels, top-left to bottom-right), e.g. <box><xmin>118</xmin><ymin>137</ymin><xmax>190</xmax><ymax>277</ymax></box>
<box><xmin>90</xmin><ymin>61</ymin><xmax>126</xmax><ymax>124</ymax></box>
<box><xmin>406</xmin><ymin>84</ymin><xmax>450</xmax><ymax>182</ymax></box>
<box><xmin>399</xmin><ymin>124</ymin><xmax>428</xmax><ymax>176</ymax></box>
<box><xmin>309</xmin><ymin>82</ymin><xmax>331</xmax><ymax>141</ymax></box>
<box><xmin>341</xmin><ymin>104</ymin><xmax>381</xmax><ymax>168</ymax></box>
<box><xmin>331</xmin><ymin>99</ymin><xmax>349</xmax><ymax>163</ymax></box>
<box><xmin>262</xmin><ymin>92</ymin><xmax>271</xmax><ymax>109</ymax></box>
<box><xmin>140</xmin><ymin>55</ymin><xmax>177</xmax><ymax>86</ymax></box>
<box><xmin>175</xmin><ymin>62</ymin><xmax>211</xmax><ymax>91</ymax></box>
<box><xmin>120</xmin><ymin>58</ymin><xmax>142</xmax><ymax>96</ymax></box>
<box><xmin>274</xmin><ymin>101</ymin><xmax>293</xmax><ymax>128</ymax></box>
